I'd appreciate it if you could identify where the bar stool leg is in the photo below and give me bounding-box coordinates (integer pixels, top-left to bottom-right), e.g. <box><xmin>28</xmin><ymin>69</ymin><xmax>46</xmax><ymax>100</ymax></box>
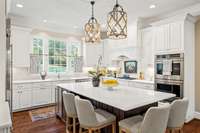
<box><xmin>112</xmin><ymin>122</ymin><xmax>116</xmax><ymax>133</ymax></box>
<box><xmin>79</xmin><ymin>127</ymin><xmax>82</xmax><ymax>133</ymax></box>
<box><xmin>73</xmin><ymin>118</ymin><xmax>76</xmax><ymax>133</ymax></box>
<box><xmin>119</xmin><ymin>127</ymin><xmax>122</xmax><ymax>133</ymax></box>
<box><xmin>88</xmin><ymin>129</ymin><xmax>93</xmax><ymax>133</ymax></box>
<box><xmin>66</xmin><ymin>116</ymin><xmax>69</xmax><ymax>133</ymax></box>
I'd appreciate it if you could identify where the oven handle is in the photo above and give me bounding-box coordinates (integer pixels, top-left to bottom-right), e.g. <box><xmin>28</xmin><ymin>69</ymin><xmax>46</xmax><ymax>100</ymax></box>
<box><xmin>155</xmin><ymin>79</ymin><xmax>183</xmax><ymax>85</ymax></box>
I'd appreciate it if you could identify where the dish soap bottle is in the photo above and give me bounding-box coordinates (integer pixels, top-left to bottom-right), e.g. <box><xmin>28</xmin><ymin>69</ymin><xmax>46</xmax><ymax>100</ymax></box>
<box><xmin>139</xmin><ymin>72</ymin><xmax>144</xmax><ymax>80</ymax></box>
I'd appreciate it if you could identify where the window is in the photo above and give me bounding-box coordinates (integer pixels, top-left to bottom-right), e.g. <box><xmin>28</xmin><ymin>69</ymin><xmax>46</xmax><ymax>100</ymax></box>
<box><xmin>31</xmin><ymin>37</ymin><xmax>82</xmax><ymax>74</ymax></box>
<box><xmin>33</xmin><ymin>38</ymin><xmax>43</xmax><ymax>55</ymax></box>
<box><xmin>32</xmin><ymin>38</ymin><xmax>43</xmax><ymax>72</ymax></box>
<box><xmin>48</xmin><ymin>40</ymin><xmax>67</xmax><ymax>73</ymax></box>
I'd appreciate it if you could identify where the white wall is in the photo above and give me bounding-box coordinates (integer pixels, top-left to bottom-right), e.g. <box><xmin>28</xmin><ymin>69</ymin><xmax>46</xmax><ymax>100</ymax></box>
<box><xmin>0</xmin><ymin>0</ymin><xmax>6</xmax><ymax>100</ymax></box>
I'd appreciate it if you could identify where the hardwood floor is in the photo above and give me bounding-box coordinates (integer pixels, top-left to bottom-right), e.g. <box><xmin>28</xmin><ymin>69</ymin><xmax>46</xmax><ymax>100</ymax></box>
<box><xmin>13</xmin><ymin>107</ymin><xmax>200</xmax><ymax>133</ymax></box>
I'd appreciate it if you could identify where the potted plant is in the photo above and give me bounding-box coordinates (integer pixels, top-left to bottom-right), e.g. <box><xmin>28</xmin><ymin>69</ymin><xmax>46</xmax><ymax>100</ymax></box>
<box><xmin>88</xmin><ymin>70</ymin><xmax>103</xmax><ymax>87</ymax></box>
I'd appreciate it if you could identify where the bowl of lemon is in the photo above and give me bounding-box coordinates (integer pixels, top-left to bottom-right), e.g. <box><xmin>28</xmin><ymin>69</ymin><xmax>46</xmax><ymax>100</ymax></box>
<box><xmin>102</xmin><ymin>79</ymin><xmax>119</xmax><ymax>90</ymax></box>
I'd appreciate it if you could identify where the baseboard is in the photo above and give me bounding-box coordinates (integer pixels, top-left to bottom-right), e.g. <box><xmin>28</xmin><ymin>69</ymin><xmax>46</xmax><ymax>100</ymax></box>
<box><xmin>194</xmin><ymin>112</ymin><xmax>200</xmax><ymax>120</ymax></box>
<box><xmin>185</xmin><ymin>114</ymin><xmax>195</xmax><ymax>123</ymax></box>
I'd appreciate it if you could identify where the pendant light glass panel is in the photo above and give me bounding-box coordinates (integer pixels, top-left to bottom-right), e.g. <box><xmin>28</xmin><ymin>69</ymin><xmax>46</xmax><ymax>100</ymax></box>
<box><xmin>84</xmin><ymin>1</ymin><xmax>101</xmax><ymax>43</ymax></box>
<box><xmin>107</xmin><ymin>3</ymin><xmax>127</xmax><ymax>39</ymax></box>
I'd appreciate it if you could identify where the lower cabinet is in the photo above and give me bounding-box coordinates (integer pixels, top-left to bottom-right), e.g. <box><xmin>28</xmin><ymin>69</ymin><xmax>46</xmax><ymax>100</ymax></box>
<box><xmin>13</xmin><ymin>84</ymin><xmax>32</xmax><ymax>110</ymax></box>
<box><xmin>13</xmin><ymin>80</ymin><xmax>77</xmax><ymax>111</ymax></box>
<box><xmin>32</xmin><ymin>85</ymin><xmax>52</xmax><ymax>106</ymax></box>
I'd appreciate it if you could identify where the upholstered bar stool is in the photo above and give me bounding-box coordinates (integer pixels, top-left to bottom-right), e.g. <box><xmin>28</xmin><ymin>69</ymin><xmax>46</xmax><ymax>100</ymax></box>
<box><xmin>63</xmin><ymin>91</ymin><xmax>79</xmax><ymax>133</ymax></box>
<box><xmin>75</xmin><ymin>96</ymin><xmax>116</xmax><ymax>133</ymax></box>
<box><xmin>167</xmin><ymin>98</ymin><xmax>189</xmax><ymax>133</ymax></box>
<box><xmin>119</xmin><ymin>105</ymin><xmax>171</xmax><ymax>133</ymax></box>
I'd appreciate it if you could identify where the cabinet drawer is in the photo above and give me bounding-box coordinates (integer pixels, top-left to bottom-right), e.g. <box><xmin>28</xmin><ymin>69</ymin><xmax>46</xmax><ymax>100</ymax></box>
<box><xmin>13</xmin><ymin>84</ymin><xmax>30</xmax><ymax>91</ymax></box>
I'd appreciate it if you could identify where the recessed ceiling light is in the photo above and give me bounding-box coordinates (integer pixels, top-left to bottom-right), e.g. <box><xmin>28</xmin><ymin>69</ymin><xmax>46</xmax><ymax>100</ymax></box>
<box><xmin>149</xmin><ymin>4</ymin><xmax>156</xmax><ymax>9</ymax></box>
<box><xmin>16</xmin><ymin>4</ymin><xmax>24</xmax><ymax>8</ymax></box>
<box><xmin>43</xmin><ymin>19</ymin><xmax>47</xmax><ymax>23</ymax></box>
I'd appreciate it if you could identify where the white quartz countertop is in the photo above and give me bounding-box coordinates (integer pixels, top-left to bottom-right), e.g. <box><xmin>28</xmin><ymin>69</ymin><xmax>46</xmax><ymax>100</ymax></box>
<box><xmin>13</xmin><ymin>76</ymin><xmax>91</xmax><ymax>84</ymax></box>
<box><xmin>0</xmin><ymin>101</ymin><xmax>12</xmax><ymax>129</ymax></box>
<box><xmin>58</xmin><ymin>82</ymin><xmax>175</xmax><ymax>111</ymax></box>
<box><xmin>128</xmin><ymin>79</ymin><xmax>154</xmax><ymax>84</ymax></box>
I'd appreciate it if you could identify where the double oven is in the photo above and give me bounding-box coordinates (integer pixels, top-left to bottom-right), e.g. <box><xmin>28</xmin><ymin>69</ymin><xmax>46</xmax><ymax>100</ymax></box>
<box><xmin>155</xmin><ymin>53</ymin><xmax>184</xmax><ymax>98</ymax></box>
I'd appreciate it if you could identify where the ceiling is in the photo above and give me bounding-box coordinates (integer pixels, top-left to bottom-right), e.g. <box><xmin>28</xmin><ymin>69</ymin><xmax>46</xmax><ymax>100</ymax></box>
<box><xmin>8</xmin><ymin>0</ymin><xmax>200</xmax><ymax>34</ymax></box>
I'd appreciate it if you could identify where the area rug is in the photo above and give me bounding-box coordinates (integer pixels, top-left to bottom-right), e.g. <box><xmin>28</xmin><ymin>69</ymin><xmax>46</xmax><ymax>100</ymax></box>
<box><xmin>29</xmin><ymin>106</ymin><xmax>55</xmax><ymax>122</ymax></box>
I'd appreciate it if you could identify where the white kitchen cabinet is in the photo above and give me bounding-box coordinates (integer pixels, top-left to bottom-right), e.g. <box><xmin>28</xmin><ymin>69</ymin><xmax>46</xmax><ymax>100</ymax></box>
<box><xmin>32</xmin><ymin>83</ymin><xmax>52</xmax><ymax>106</ymax></box>
<box><xmin>154</xmin><ymin>22</ymin><xmax>184</xmax><ymax>53</ymax></box>
<box><xmin>20</xmin><ymin>89</ymin><xmax>32</xmax><ymax>108</ymax></box>
<box><xmin>12</xmin><ymin>84</ymin><xmax>32</xmax><ymax>110</ymax></box>
<box><xmin>12</xmin><ymin>90</ymin><xmax>20</xmax><ymax>110</ymax></box>
<box><xmin>169</xmin><ymin>22</ymin><xmax>184</xmax><ymax>52</ymax></box>
<box><xmin>11</xmin><ymin>26</ymin><xmax>32</xmax><ymax>67</ymax></box>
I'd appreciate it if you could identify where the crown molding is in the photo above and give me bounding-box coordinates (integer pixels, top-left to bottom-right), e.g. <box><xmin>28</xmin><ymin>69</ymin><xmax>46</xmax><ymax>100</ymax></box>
<box><xmin>142</xmin><ymin>3</ymin><xmax>200</xmax><ymax>27</ymax></box>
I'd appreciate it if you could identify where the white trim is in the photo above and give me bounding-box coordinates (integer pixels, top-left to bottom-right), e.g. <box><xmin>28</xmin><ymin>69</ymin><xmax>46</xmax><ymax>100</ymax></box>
<box><xmin>185</xmin><ymin>114</ymin><xmax>194</xmax><ymax>123</ymax></box>
<box><xmin>142</xmin><ymin>3</ymin><xmax>200</xmax><ymax>27</ymax></box>
<box><xmin>194</xmin><ymin>112</ymin><xmax>200</xmax><ymax>120</ymax></box>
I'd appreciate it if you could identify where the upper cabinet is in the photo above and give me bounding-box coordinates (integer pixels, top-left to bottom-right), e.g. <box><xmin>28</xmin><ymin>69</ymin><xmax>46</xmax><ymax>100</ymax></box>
<box><xmin>11</xmin><ymin>26</ymin><xmax>32</xmax><ymax>67</ymax></box>
<box><xmin>153</xmin><ymin>21</ymin><xmax>184</xmax><ymax>54</ymax></box>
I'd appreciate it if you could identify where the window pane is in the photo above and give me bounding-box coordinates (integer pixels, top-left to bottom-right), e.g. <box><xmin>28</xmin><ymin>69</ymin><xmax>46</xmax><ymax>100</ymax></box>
<box><xmin>49</xmin><ymin>48</ymin><xmax>54</xmax><ymax>56</ymax></box>
<box><xmin>49</xmin><ymin>56</ymin><xmax>54</xmax><ymax>65</ymax></box>
<box><xmin>31</xmin><ymin>38</ymin><xmax>43</xmax><ymax>73</ymax></box>
<box><xmin>48</xmin><ymin>39</ymin><xmax>67</xmax><ymax>73</ymax></box>
<box><xmin>49</xmin><ymin>40</ymin><xmax>54</xmax><ymax>48</ymax></box>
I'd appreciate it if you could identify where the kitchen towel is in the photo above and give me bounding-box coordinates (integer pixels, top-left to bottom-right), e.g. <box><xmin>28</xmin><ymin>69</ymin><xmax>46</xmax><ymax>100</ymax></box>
<box><xmin>163</xmin><ymin>59</ymin><xmax>172</xmax><ymax>75</ymax></box>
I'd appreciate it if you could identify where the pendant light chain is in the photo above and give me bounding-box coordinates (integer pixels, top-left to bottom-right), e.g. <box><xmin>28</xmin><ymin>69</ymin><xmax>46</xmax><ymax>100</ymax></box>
<box><xmin>116</xmin><ymin>0</ymin><xmax>119</xmax><ymax>6</ymax></box>
<box><xmin>91</xmin><ymin>1</ymin><xmax>95</xmax><ymax>19</ymax></box>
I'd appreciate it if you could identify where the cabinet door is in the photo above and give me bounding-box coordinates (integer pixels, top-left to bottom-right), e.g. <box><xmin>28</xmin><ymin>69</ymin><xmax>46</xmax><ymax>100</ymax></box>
<box><xmin>51</xmin><ymin>84</ymin><xmax>56</xmax><ymax>103</ymax></box>
<box><xmin>12</xmin><ymin>90</ymin><xmax>20</xmax><ymax>110</ymax></box>
<box><xmin>169</xmin><ymin>22</ymin><xmax>184</xmax><ymax>52</ymax></box>
<box><xmin>154</xmin><ymin>24</ymin><xmax>170</xmax><ymax>52</ymax></box>
<box><xmin>32</xmin><ymin>86</ymin><xmax>51</xmax><ymax>106</ymax></box>
<box><xmin>11</xmin><ymin>26</ymin><xmax>31</xmax><ymax>67</ymax></box>
<box><xmin>155</xmin><ymin>26</ymin><xmax>165</xmax><ymax>52</ymax></box>
<box><xmin>20</xmin><ymin>89</ymin><xmax>32</xmax><ymax>108</ymax></box>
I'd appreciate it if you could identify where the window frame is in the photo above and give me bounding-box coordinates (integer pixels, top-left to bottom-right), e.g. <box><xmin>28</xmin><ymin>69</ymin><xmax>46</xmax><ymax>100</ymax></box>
<box><xmin>31</xmin><ymin>35</ymin><xmax>82</xmax><ymax>74</ymax></box>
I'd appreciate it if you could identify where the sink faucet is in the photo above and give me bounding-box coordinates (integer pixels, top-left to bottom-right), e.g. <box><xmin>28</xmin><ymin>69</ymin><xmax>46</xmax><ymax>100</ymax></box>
<box><xmin>56</xmin><ymin>70</ymin><xmax>61</xmax><ymax>79</ymax></box>
<box><xmin>57</xmin><ymin>73</ymin><xmax>60</xmax><ymax>79</ymax></box>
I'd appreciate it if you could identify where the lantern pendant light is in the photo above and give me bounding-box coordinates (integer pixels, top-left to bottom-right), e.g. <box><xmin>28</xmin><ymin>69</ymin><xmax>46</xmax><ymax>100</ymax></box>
<box><xmin>84</xmin><ymin>1</ymin><xmax>101</xmax><ymax>43</ymax></box>
<box><xmin>107</xmin><ymin>0</ymin><xmax>127</xmax><ymax>39</ymax></box>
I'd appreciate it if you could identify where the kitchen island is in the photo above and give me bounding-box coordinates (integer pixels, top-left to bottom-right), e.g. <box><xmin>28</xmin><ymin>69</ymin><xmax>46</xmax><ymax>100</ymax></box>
<box><xmin>56</xmin><ymin>82</ymin><xmax>175</xmax><ymax>124</ymax></box>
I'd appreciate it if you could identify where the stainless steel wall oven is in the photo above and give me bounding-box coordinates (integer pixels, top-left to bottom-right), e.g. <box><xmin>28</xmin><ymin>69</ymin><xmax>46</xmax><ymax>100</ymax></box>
<box><xmin>155</xmin><ymin>53</ymin><xmax>184</xmax><ymax>98</ymax></box>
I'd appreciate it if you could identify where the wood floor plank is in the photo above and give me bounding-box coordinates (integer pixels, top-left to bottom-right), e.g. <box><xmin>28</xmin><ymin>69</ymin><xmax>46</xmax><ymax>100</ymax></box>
<box><xmin>12</xmin><ymin>108</ymin><xmax>200</xmax><ymax>133</ymax></box>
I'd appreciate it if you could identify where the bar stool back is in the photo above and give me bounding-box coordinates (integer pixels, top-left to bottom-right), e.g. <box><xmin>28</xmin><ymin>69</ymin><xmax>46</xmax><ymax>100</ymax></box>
<box><xmin>141</xmin><ymin>105</ymin><xmax>171</xmax><ymax>133</ymax></box>
<box><xmin>75</xmin><ymin>96</ymin><xmax>116</xmax><ymax>133</ymax></box>
<box><xmin>119</xmin><ymin>105</ymin><xmax>170</xmax><ymax>133</ymax></box>
<box><xmin>167</xmin><ymin>98</ymin><xmax>189</xmax><ymax>133</ymax></box>
<box><xmin>63</xmin><ymin>91</ymin><xmax>79</xmax><ymax>133</ymax></box>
